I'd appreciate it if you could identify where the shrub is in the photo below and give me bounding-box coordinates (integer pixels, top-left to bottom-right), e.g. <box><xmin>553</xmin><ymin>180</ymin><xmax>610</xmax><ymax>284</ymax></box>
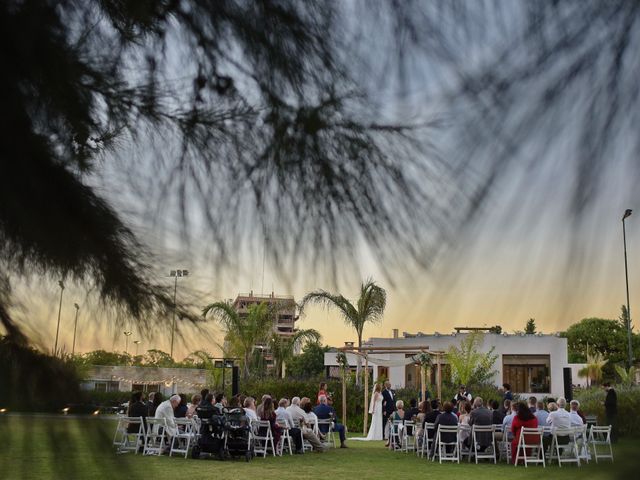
<box><xmin>576</xmin><ymin>385</ymin><xmax>640</xmax><ymax>437</ymax></box>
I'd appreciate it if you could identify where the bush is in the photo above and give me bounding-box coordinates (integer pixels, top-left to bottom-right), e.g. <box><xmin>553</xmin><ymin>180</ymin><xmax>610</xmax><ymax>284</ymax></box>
<box><xmin>576</xmin><ymin>386</ymin><xmax>640</xmax><ymax>437</ymax></box>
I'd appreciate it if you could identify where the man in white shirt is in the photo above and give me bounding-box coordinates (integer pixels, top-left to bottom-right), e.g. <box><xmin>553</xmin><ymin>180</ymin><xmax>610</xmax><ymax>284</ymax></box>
<box><xmin>154</xmin><ymin>394</ymin><xmax>181</xmax><ymax>445</ymax></box>
<box><xmin>547</xmin><ymin>398</ymin><xmax>572</xmax><ymax>429</ymax></box>
<box><xmin>288</xmin><ymin>397</ymin><xmax>325</xmax><ymax>451</ymax></box>
<box><xmin>569</xmin><ymin>400</ymin><xmax>585</xmax><ymax>426</ymax></box>
<box><xmin>243</xmin><ymin>396</ymin><xmax>258</xmax><ymax>423</ymax></box>
<box><xmin>287</xmin><ymin>397</ymin><xmax>306</xmax><ymax>428</ymax></box>
<box><xmin>276</xmin><ymin>398</ymin><xmax>303</xmax><ymax>453</ymax></box>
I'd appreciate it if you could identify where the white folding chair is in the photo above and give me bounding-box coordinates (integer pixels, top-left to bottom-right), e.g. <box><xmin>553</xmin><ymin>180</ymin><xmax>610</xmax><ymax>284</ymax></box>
<box><xmin>458</xmin><ymin>424</ymin><xmax>472</xmax><ymax>461</ymax></box>
<box><xmin>497</xmin><ymin>424</ymin><xmax>512</xmax><ymax>464</ymax></box>
<box><xmin>433</xmin><ymin>425</ymin><xmax>460</xmax><ymax>463</ymax></box>
<box><xmin>403</xmin><ymin>420</ymin><xmax>416</xmax><ymax>452</ymax></box>
<box><xmin>389</xmin><ymin>420</ymin><xmax>404</xmax><ymax>451</ymax></box>
<box><xmin>144</xmin><ymin>418</ymin><xmax>168</xmax><ymax>456</ymax></box>
<box><xmin>514</xmin><ymin>427</ymin><xmax>545</xmax><ymax>468</ymax></box>
<box><xmin>113</xmin><ymin>416</ymin><xmax>146</xmax><ymax>454</ymax></box>
<box><xmin>276</xmin><ymin>419</ymin><xmax>293</xmax><ymax>455</ymax></box>
<box><xmin>471</xmin><ymin>425</ymin><xmax>497</xmax><ymax>464</ymax></box>
<box><xmin>420</xmin><ymin>422</ymin><xmax>435</xmax><ymax>458</ymax></box>
<box><xmin>588</xmin><ymin>425</ymin><xmax>614</xmax><ymax>463</ymax></box>
<box><xmin>316</xmin><ymin>418</ymin><xmax>336</xmax><ymax>448</ymax></box>
<box><xmin>549</xmin><ymin>427</ymin><xmax>580</xmax><ymax>467</ymax></box>
<box><xmin>575</xmin><ymin>424</ymin><xmax>590</xmax><ymax>463</ymax></box>
<box><xmin>253</xmin><ymin>420</ymin><xmax>276</xmax><ymax>457</ymax></box>
<box><xmin>170</xmin><ymin>418</ymin><xmax>195</xmax><ymax>458</ymax></box>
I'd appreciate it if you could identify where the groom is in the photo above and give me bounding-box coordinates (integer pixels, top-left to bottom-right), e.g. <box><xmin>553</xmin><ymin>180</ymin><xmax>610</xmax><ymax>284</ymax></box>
<box><xmin>381</xmin><ymin>380</ymin><xmax>396</xmax><ymax>442</ymax></box>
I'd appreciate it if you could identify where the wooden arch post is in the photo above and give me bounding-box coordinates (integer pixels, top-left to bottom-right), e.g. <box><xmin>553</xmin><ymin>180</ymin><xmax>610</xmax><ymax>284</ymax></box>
<box><xmin>363</xmin><ymin>354</ymin><xmax>369</xmax><ymax>435</ymax></box>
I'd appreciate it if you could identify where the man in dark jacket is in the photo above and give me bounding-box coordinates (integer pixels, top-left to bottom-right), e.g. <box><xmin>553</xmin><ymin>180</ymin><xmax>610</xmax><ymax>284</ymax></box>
<box><xmin>381</xmin><ymin>381</ymin><xmax>396</xmax><ymax>442</ymax></box>
<box><xmin>314</xmin><ymin>394</ymin><xmax>347</xmax><ymax>448</ymax></box>
<box><xmin>468</xmin><ymin>397</ymin><xmax>493</xmax><ymax>450</ymax></box>
<box><xmin>127</xmin><ymin>391</ymin><xmax>147</xmax><ymax>432</ymax></box>
<box><xmin>603</xmin><ymin>383</ymin><xmax>618</xmax><ymax>442</ymax></box>
<box><xmin>431</xmin><ymin>402</ymin><xmax>458</xmax><ymax>457</ymax></box>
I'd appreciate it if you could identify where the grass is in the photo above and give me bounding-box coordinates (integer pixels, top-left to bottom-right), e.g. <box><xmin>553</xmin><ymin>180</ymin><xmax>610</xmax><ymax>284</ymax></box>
<box><xmin>1</xmin><ymin>415</ymin><xmax>639</xmax><ymax>479</ymax></box>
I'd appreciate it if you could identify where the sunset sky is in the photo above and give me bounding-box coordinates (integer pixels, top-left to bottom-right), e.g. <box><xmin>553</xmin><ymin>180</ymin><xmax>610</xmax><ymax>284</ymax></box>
<box><xmin>21</xmin><ymin>157</ymin><xmax>638</xmax><ymax>359</ymax></box>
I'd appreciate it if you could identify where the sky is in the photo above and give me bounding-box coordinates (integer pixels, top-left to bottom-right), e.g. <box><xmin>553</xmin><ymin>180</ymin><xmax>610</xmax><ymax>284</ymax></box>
<box><xmin>8</xmin><ymin>2</ymin><xmax>639</xmax><ymax>359</ymax></box>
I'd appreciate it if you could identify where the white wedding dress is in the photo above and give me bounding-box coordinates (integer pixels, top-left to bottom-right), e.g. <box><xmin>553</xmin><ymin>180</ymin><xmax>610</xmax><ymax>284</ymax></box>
<box><xmin>351</xmin><ymin>391</ymin><xmax>384</xmax><ymax>441</ymax></box>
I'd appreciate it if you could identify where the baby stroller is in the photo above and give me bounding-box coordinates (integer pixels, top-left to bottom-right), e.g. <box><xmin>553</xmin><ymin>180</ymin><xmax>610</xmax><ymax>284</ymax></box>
<box><xmin>225</xmin><ymin>408</ymin><xmax>253</xmax><ymax>461</ymax></box>
<box><xmin>192</xmin><ymin>405</ymin><xmax>226</xmax><ymax>460</ymax></box>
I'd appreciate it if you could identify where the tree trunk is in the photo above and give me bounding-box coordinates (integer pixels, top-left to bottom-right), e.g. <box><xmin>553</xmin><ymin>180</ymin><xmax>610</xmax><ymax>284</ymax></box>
<box><xmin>356</xmin><ymin>335</ymin><xmax>362</xmax><ymax>386</ymax></box>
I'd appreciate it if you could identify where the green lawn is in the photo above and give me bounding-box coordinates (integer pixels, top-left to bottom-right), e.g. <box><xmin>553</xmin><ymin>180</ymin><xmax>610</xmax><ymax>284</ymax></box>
<box><xmin>1</xmin><ymin>415</ymin><xmax>638</xmax><ymax>480</ymax></box>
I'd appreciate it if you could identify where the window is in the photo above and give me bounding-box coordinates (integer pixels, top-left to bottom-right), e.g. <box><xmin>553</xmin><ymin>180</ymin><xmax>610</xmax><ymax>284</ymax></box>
<box><xmin>503</xmin><ymin>355</ymin><xmax>550</xmax><ymax>393</ymax></box>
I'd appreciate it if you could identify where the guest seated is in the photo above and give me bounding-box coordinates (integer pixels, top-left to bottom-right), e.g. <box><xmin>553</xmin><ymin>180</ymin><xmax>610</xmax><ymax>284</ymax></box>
<box><xmin>468</xmin><ymin>397</ymin><xmax>493</xmax><ymax>450</ymax></box>
<box><xmin>127</xmin><ymin>391</ymin><xmax>147</xmax><ymax>433</ymax></box>
<box><xmin>174</xmin><ymin>394</ymin><xmax>188</xmax><ymax>418</ymax></box>
<box><xmin>547</xmin><ymin>397</ymin><xmax>571</xmax><ymax>429</ymax></box>
<box><xmin>214</xmin><ymin>392</ymin><xmax>227</xmax><ymax>412</ymax></box>
<box><xmin>198</xmin><ymin>389</ymin><xmax>210</xmax><ymax>407</ymax></box>
<box><xmin>415</xmin><ymin>401</ymin><xmax>430</xmax><ymax>444</ymax></box>
<box><xmin>405</xmin><ymin>398</ymin><xmax>419</xmax><ymax>422</ymax></box>
<box><xmin>276</xmin><ymin>398</ymin><xmax>303</xmax><ymax>453</ymax></box>
<box><xmin>533</xmin><ymin>400</ymin><xmax>549</xmax><ymax>427</ymax></box>
<box><xmin>569</xmin><ymin>400</ymin><xmax>585</xmax><ymax>426</ymax></box>
<box><xmin>187</xmin><ymin>394</ymin><xmax>201</xmax><ymax>418</ymax></box>
<box><xmin>501</xmin><ymin>401</ymin><xmax>518</xmax><ymax>441</ymax></box>
<box><xmin>148</xmin><ymin>391</ymin><xmax>162</xmax><ymax>417</ymax></box>
<box><xmin>294</xmin><ymin>397</ymin><xmax>325</xmax><ymax>452</ymax></box>
<box><xmin>258</xmin><ymin>396</ymin><xmax>282</xmax><ymax>447</ymax></box>
<box><xmin>430</xmin><ymin>401</ymin><xmax>458</xmax><ymax>457</ymax></box>
<box><xmin>490</xmin><ymin>399</ymin><xmax>505</xmax><ymax>425</ymax></box>
<box><xmin>243</xmin><ymin>396</ymin><xmax>258</xmax><ymax>422</ymax></box>
<box><xmin>528</xmin><ymin>396</ymin><xmax>537</xmax><ymax>413</ymax></box>
<box><xmin>511</xmin><ymin>401</ymin><xmax>538</xmax><ymax>464</ymax></box>
<box><xmin>458</xmin><ymin>401</ymin><xmax>472</xmax><ymax>445</ymax></box>
<box><xmin>155</xmin><ymin>394</ymin><xmax>182</xmax><ymax>451</ymax></box>
<box><xmin>424</xmin><ymin>400</ymin><xmax>440</xmax><ymax>425</ymax></box>
<box><xmin>314</xmin><ymin>394</ymin><xmax>347</xmax><ymax>448</ymax></box>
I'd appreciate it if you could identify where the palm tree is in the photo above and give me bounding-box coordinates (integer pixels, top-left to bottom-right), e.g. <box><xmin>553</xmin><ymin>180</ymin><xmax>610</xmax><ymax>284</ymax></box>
<box><xmin>614</xmin><ymin>365</ymin><xmax>637</xmax><ymax>387</ymax></box>
<box><xmin>269</xmin><ymin>329</ymin><xmax>321</xmax><ymax>378</ymax></box>
<box><xmin>300</xmin><ymin>279</ymin><xmax>386</xmax><ymax>386</ymax></box>
<box><xmin>578</xmin><ymin>351</ymin><xmax>608</xmax><ymax>387</ymax></box>
<box><xmin>202</xmin><ymin>301</ymin><xmax>275</xmax><ymax>379</ymax></box>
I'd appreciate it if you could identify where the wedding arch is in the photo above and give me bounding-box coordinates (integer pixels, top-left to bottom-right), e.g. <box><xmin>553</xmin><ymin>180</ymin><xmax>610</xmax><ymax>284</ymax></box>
<box><xmin>337</xmin><ymin>345</ymin><xmax>445</xmax><ymax>435</ymax></box>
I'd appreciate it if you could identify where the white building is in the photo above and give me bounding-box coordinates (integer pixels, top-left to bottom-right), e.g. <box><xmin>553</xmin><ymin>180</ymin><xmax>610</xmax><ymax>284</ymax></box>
<box><xmin>80</xmin><ymin>365</ymin><xmax>207</xmax><ymax>396</ymax></box>
<box><xmin>325</xmin><ymin>330</ymin><xmax>574</xmax><ymax>398</ymax></box>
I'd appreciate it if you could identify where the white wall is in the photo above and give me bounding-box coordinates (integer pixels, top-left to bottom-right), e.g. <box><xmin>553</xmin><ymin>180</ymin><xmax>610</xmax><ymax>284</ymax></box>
<box><xmin>324</xmin><ymin>333</ymin><xmax>570</xmax><ymax>397</ymax></box>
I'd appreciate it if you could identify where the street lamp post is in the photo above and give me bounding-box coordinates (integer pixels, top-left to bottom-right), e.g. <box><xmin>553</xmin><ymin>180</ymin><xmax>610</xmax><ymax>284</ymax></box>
<box><xmin>53</xmin><ymin>280</ymin><xmax>64</xmax><ymax>356</ymax></box>
<box><xmin>169</xmin><ymin>269</ymin><xmax>189</xmax><ymax>358</ymax></box>
<box><xmin>71</xmin><ymin>303</ymin><xmax>80</xmax><ymax>356</ymax></box>
<box><xmin>622</xmin><ymin>209</ymin><xmax>634</xmax><ymax>368</ymax></box>
<box><xmin>124</xmin><ymin>331</ymin><xmax>132</xmax><ymax>354</ymax></box>
<box><xmin>133</xmin><ymin>340</ymin><xmax>141</xmax><ymax>356</ymax></box>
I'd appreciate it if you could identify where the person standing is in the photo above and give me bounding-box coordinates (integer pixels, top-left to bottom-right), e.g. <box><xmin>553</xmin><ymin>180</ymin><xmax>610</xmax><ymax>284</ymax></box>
<box><xmin>381</xmin><ymin>381</ymin><xmax>395</xmax><ymax>445</ymax></box>
<box><xmin>603</xmin><ymin>383</ymin><xmax>617</xmax><ymax>442</ymax></box>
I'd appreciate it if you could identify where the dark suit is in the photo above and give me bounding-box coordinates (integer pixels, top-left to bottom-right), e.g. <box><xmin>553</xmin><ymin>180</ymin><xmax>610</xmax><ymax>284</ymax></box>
<box><xmin>127</xmin><ymin>401</ymin><xmax>147</xmax><ymax>433</ymax></box>
<box><xmin>314</xmin><ymin>404</ymin><xmax>346</xmax><ymax>443</ymax></box>
<box><xmin>423</xmin><ymin>410</ymin><xmax>440</xmax><ymax>439</ymax></box>
<box><xmin>468</xmin><ymin>406</ymin><xmax>493</xmax><ymax>448</ymax></box>
<box><xmin>381</xmin><ymin>388</ymin><xmax>395</xmax><ymax>440</ymax></box>
<box><xmin>431</xmin><ymin>412</ymin><xmax>458</xmax><ymax>456</ymax></box>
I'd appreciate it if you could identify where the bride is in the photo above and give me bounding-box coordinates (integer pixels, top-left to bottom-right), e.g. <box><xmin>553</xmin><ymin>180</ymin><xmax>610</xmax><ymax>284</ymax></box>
<box><xmin>351</xmin><ymin>383</ymin><xmax>384</xmax><ymax>441</ymax></box>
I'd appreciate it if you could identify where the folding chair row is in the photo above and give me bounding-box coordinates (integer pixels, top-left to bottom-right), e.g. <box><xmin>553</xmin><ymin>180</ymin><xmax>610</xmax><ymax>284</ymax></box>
<box><xmin>113</xmin><ymin>416</ymin><xmax>146</xmax><ymax>454</ymax></box>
